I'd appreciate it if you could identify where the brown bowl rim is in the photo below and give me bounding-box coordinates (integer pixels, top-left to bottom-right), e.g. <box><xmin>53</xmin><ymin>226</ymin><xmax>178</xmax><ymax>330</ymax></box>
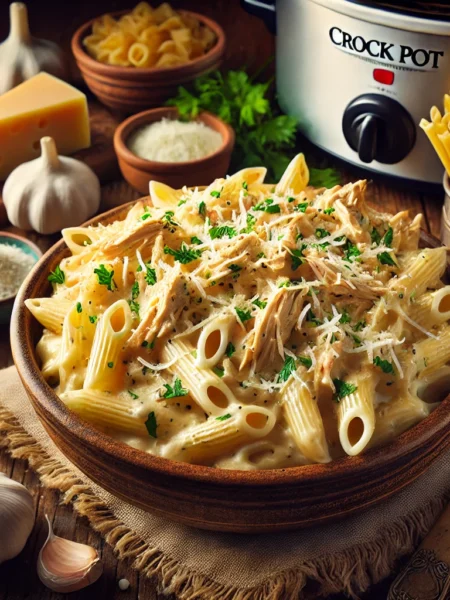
<box><xmin>0</xmin><ymin>232</ymin><xmax>43</xmax><ymax>306</ymax></box>
<box><xmin>113</xmin><ymin>107</ymin><xmax>235</xmax><ymax>173</ymax></box>
<box><xmin>71</xmin><ymin>9</ymin><xmax>226</xmax><ymax>78</ymax></box>
<box><xmin>10</xmin><ymin>200</ymin><xmax>450</xmax><ymax>487</ymax></box>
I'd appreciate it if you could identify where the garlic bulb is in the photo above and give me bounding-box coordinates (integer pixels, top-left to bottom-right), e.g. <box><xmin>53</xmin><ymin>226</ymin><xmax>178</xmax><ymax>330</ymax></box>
<box><xmin>0</xmin><ymin>3</ymin><xmax>68</xmax><ymax>95</ymax></box>
<box><xmin>3</xmin><ymin>136</ymin><xmax>101</xmax><ymax>234</ymax></box>
<box><xmin>0</xmin><ymin>472</ymin><xmax>35</xmax><ymax>564</ymax></box>
<box><xmin>37</xmin><ymin>515</ymin><xmax>103</xmax><ymax>593</ymax></box>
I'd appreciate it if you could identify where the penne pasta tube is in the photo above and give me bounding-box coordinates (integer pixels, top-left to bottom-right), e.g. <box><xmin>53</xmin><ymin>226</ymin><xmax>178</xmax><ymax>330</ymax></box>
<box><xmin>275</xmin><ymin>153</ymin><xmax>309</xmax><ymax>196</ymax></box>
<box><xmin>195</xmin><ymin>313</ymin><xmax>234</xmax><ymax>369</ymax></box>
<box><xmin>36</xmin><ymin>330</ymin><xmax>62</xmax><ymax>383</ymax></box>
<box><xmin>61</xmin><ymin>389</ymin><xmax>147</xmax><ymax>436</ymax></box>
<box><xmin>389</xmin><ymin>247</ymin><xmax>447</xmax><ymax>297</ymax></box>
<box><xmin>369</xmin><ymin>394</ymin><xmax>430</xmax><ymax>448</ymax></box>
<box><xmin>162</xmin><ymin>405</ymin><xmax>276</xmax><ymax>463</ymax></box>
<box><xmin>162</xmin><ymin>339</ymin><xmax>238</xmax><ymax>415</ymax></box>
<box><xmin>62</xmin><ymin>227</ymin><xmax>101</xmax><ymax>255</ymax></box>
<box><xmin>419</xmin><ymin>118</ymin><xmax>450</xmax><ymax>174</ymax></box>
<box><xmin>414</xmin><ymin>365</ymin><xmax>450</xmax><ymax>405</ymax></box>
<box><xmin>84</xmin><ymin>300</ymin><xmax>133</xmax><ymax>391</ymax></box>
<box><xmin>337</xmin><ymin>371</ymin><xmax>375</xmax><ymax>456</ymax></box>
<box><xmin>25</xmin><ymin>297</ymin><xmax>72</xmax><ymax>334</ymax></box>
<box><xmin>413</xmin><ymin>326</ymin><xmax>450</xmax><ymax>379</ymax></box>
<box><xmin>407</xmin><ymin>285</ymin><xmax>450</xmax><ymax>328</ymax></box>
<box><xmin>59</xmin><ymin>303</ymin><xmax>96</xmax><ymax>392</ymax></box>
<box><xmin>281</xmin><ymin>377</ymin><xmax>330</xmax><ymax>463</ymax></box>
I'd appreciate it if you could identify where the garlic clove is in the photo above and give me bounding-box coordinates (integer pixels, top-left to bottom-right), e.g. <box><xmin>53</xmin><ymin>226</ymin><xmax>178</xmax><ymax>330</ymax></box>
<box><xmin>37</xmin><ymin>515</ymin><xmax>103</xmax><ymax>593</ymax></box>
<box><xmin>0</xmin><ymin>472</ymin><xmax>35</xmax><ymax>565</ymax></box>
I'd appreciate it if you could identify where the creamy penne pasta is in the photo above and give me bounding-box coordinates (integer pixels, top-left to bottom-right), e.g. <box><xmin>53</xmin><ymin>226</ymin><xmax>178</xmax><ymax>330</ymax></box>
<box><xmin>28</xmin><ymin>154</ymin><xmax>450</xmax><ymax>469</ymax></box>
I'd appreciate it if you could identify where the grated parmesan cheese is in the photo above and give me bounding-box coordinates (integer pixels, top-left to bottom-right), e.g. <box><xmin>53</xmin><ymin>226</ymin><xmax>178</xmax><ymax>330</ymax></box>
<box><xmin>0</xmin><ymin>243</ymin><xmax>36</xmax><ymax>300</ymax></box>
<box><xmin>127</xmin><ymin>118</ymin><xmax>223</xmax><ymax>163</ymax></box>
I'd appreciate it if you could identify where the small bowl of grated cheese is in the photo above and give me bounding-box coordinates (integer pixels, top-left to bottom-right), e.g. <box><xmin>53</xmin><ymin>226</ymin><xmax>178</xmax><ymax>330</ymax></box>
<box><xmin>114</xmin><ymin>107</ymin><xmax>235</xmax><ymax>194</ymax></box>
<box><xmin>0</xmin><ymin>233</ymin><xmax>42</xmax><ymax>324</ymax></box>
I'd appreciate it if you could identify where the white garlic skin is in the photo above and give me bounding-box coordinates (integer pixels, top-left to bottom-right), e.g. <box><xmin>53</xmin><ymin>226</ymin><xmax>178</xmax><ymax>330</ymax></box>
<box><xmin>0</xmin><ymin>3</ymin><xmax>68</xmax><ymax>95</ymax></box>
<box><xmin>3</xmin><ymin>137</ymin><xmax>101</xmax><ymax>235</ymax></box>
<box><xmin>0</xmin><ymin>472</ymin><xmax>35</xmax><ymax>564</ymax></box>
<box><xmin>38</xmin><ymin>515</ymin><xmax>103</xmax><ymax>593</ymax></box>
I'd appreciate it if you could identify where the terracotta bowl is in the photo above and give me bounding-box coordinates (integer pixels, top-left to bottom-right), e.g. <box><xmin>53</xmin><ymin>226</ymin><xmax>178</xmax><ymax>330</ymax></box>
<box><xmin>11</xmin><ymin>204</ymin><xmax>450</xmax><ymax>533</ymax></box>
<box><xmin>71</xmin><ymin>10</ymin><xmax>225</xmax><ymax>114</ymax></box>
<box><xmin>0</xmin><ymin>232</ymin><xmax>42</xmax><ymax>325</ymax></box>
<box><xmin>113</xmin><ymin>107</ymin><xmax>235</xmax><ymax>193</ymax></box>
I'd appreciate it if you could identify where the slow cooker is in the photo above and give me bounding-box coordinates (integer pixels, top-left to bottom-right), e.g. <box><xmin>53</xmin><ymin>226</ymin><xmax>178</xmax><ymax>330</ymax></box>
<box><xmin>242</xmin><ymin>0</ymin><xmax>450</xmax><ymax>184</ymax></box>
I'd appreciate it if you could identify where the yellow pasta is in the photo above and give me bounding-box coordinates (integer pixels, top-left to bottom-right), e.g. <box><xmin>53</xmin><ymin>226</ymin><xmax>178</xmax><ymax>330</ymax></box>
<box><xmin>28</xmin><ymin>153</ymin><xmax>450</xmax><ymax>468</ymax></box>
<box><xmin>83</xmin><ymin>2</ymin><xmax>216</xmax><ymax>69</ymax></box>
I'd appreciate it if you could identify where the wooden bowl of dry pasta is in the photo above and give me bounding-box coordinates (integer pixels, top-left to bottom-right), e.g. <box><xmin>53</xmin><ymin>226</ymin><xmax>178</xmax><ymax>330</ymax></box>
<box><xmin>71</xmin><ymin>5</ymin><xmax>225</xmax><ymax>114</ymax></box>
<box><xmin>10</xmin><ymin>170</ymin><xmax>450</xmax><ymax>533</ymax></box>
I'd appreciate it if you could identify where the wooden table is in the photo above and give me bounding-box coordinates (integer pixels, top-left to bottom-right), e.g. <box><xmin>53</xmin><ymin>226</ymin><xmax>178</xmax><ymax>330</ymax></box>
<box><xmin>0</xmin><ymin>170</ymin><xmax>444</xmax><ymax>600</ymax></box>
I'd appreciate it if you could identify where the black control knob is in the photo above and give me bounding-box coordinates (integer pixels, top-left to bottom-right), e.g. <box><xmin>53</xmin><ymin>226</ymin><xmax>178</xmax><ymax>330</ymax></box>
<box><xmin>342</xmin><ymin>94</ymin><xmax>416</xmax><ymax>165</ymax></box>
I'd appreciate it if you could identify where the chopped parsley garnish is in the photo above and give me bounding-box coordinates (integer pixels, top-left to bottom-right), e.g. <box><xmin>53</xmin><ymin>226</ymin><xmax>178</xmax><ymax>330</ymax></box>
<box><xmin>229</xmin><ymin>263</ymin><xmax>242</xmax><ymax>273</ymax></box>
<box><xmin>131</xmin><ymin>281</ymin><xmax>139</xmax><ymax>299</ymax></box>
<box><xmin>198</xmin><ymin>201</ymin><xmax>206</xmax><ymax>217</ymax></box>
<box><xmin>141</xmin><ymin>206</ymin><xmax>152</xmax><ymax>220</ymax></box>
<box><xmin>178</xmin><ymin>198</ymin><xmax>187</xmax><ymax>206</ymax></box>
<box><xmin>164</xmin><ymin>242</ymin><xmax>202</xmax><ymax>264</ymax></box>
<box><xmin>209</xmin><ymin>225</ymin><xmax>237</xmax><ymax>240</ymax></box>
<box><xmin>141</xmin><ymin>340</ymin><xmax>149</xmax><ymax>348</ymax></box>
<box><xmin>324</xmin><ymin>207</ymin><xmax>335</xmax><ymax>215</ymax></box>
<box><xmin>241</xmin><ymin>213</ymin><xmax>256</xmax><ymax>233</ymax></box>
<box><xmin>162</xmin><ymin>378</ymin><xmax>189</xmax><ymax>399</ymax></box>
<box><xmin>373</xmin><ymin>356</ymin><xmax>395</xmax><ymax>374</ymax></box>
<box><xmin>191</xmin><ymin>236</ymin><xmax>202</xmax><ymax>245</ymax></box>
<box><xmin>294</xmin><ymin>202</ymin><xmax>308</xmax><ymax>213</ymax></box>
<box><xmin>128</xmin><ymin>389</ymin><xmax>139</xmax><ymax>400</ymax></box>
<box><xmin>48</xmin><ymin>265</ymin><xmax>65</xmax><ymax>285</ymax></box>
<box><xmin>210</xmin><ymin>189</ymin><xmax>221</xmax><ymax>198</ymax></box>
<box><xmin>145</xmin><ymin>411</ymin><xmax>157</xmax><ymax>438</ymax></box>
<box><xmin>94</xmin><ymin>264</ymin><xmax>116</xmax><ymax>291</ymax></box>
<box><xmin>256</xmin><ymin>252</ymin><xmax>266</xmax><ymax>259</ymax></box>
<box><xmin>225</xmin><ymin>342</ymin><xmax>235</xmax><ymax>358</ymax></box>
<box><xmin>306</xmin><ymin>309</ymin><xmax>322</xmax><ymax>326</ymax></box>
<box><xmin>291</xmin><ymin>246</ymin><xmax>306</xmax><ymax>271</ymax></box>
<box><xmin>354</xmin><ymin>320</ymin><xmax>366</xmax><ymax>332</ymax></box>
<box><xmin>332</xmin><ymin>378</ymin><xmax>357</xmax><ymax>402</ymax></box>
<box><xmin>107</xmin><ymin>362</ymin><xmax>114</xmax><ymax>368</ymax></box>
<box><xmin>383</xmin><ymin>227</ymin><xmax>393</xmax><ymax>248</ymax></box>
<box><xmin>216</xmin><ymin>413</ymin><xmax>232</xmax><ymax>421</ymax></box>
<box><xmin>128</xmin><ymin>299</ymin><xmax>140</xmax><ymax>315</ymax></box>
<box><xmin>277</xmin><ymin>355</ymin><xmax>297</xmax><ymax>383</ymax></box>
<box><xmin>340</xmin><ymin>310</ymin><xmax>351</xmax><ymax>324</ymax></box>
<box><xmin>76</xmin><ymin>302</ymin><xmax>82</xmax><ymax>313</ymax></box>
<box><xmin>287</xmin><ymin>196</ymin><xmax>295</xmax><ymax>203</ymax></box>
<box><xmin>213</xmin><ymin>366</ymin><xmax>225</xmax><ymax>378</ymax></box>
<box><xmin>254</xmin><ymin>198</ymin><xmax>281</xmax><ymax>214</ymax></box>
<box><xmin>242</xmin><ymin>181</ymin><xmax>248</xmax><ymax>190</ymax></box>
<box><xmin>371</xmin><ymin>228</ymin><xmax>382</xmax><ymax>245</ymax></box>
<box><xmin>344</xmin><ymin>241</ymin><xmax>361</xmax><ymax>263</ymax></box>
<box><xmin>252</xmin><ymin>297</ymin><xmax>267</xmax><ymax>309</ymax></box>
<box><xmin>161</xmin><ymin>210</ymin><xmax>178</xmax><ymax>230</ymax></box>
<box><xmin>298</xmin><ymin>355</ymin><xmax>313</xmax><ymax>369</ymax></box>
<box><xmin>88</xmin><ymin>315</ymin><xmax>97</xmax><ymax>324</ymax></box>
<box><xmin>235</xmin><ymin>307</ymin><xmax>252</xmax><ymax>323</ymax></box>
<box><xmin>315</xmin><ymin>228</ymin><xmax>329</xmax><ymax>239</ymax></box>
<box><xmin>377</xmin><ymin>251</ymin><xmax>397</xmax><ymax>267</ymax></box>
<box><xmin>145</xmin><ymin>267</ymin><xmax>157</xmax><ymax>286</ymax></box>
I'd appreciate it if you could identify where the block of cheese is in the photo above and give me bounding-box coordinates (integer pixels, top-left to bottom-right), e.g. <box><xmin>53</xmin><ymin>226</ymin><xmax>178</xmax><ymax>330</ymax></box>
<box><xmin>0</xmin><ymin>72</ymin><xmax>90</xmax><ymax>180</ymax></box>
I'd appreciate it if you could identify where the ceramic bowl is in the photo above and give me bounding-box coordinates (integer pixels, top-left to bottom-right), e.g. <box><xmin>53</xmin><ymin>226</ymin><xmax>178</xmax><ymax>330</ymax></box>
<box><xmin>0</xmin><ymin>233</ymin><xmax>42</xmax><ymax>325</ymax></box>
<box><xmin>10</xmin><ymin>204</ymin><xmax>450</xmax><ymax>533</ymax></box>
<box><xmin>71</xmin><ymin>10</ymin><xmax>225</xmax><ymax>114</ymax></box>
<box><xmin>113</xmin><ymin>107</ymin><xmax>235</xmax><ymax>193</ymax></box>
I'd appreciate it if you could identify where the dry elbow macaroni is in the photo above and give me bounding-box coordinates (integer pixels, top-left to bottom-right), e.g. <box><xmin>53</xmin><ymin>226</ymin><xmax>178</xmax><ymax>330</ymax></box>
<box><xmin>27</xmin><ymin>154</ymin><xmax>450</xmax><ymax>470</ymax></box>
<box><xmin>83</xmin><ymin>2</ymin><xmax>216</xmax><ymax>68</ymax></box>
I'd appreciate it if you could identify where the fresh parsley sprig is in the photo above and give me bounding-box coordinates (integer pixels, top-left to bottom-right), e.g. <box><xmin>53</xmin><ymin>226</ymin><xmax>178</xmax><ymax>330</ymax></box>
<box><xmin>94</xmin><ymin>264</ymin><xmax>117</xmax><ymax>291</ymax></box>
<box><xmin>162</xmin><ymin>378</ymin><xmax>189</xmax><ymax>399</ymax></box>
<box><xmin>48</xmin><ymin>265</ymin><xmax>65</xmax><ymax>285</ymax></box>
<box><xmin>164</xmin><ymin>242</ymin><xmax>202</xmax><ymax>264</ymax></box>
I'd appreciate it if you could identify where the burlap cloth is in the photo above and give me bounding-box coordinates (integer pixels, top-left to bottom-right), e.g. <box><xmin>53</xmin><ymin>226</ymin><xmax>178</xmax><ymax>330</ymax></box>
<box><xmin>0</xmin><ymin>365</ymin><xmax>449</xmax><ymax>599</ymax></box>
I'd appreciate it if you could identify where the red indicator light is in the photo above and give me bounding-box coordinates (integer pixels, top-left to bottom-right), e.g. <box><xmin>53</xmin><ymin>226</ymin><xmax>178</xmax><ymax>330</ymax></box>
<box><xmin>373</xmin><ymin>68</ymin><xmax>394</xmax><ymax>85</ymax></box>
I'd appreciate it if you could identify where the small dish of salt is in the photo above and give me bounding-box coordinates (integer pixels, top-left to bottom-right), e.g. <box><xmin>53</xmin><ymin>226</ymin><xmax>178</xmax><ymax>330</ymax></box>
<box><xmin>0</xmin><ymin>232</ymin><xmax>42</xmax><ymax>324</ymax></box>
